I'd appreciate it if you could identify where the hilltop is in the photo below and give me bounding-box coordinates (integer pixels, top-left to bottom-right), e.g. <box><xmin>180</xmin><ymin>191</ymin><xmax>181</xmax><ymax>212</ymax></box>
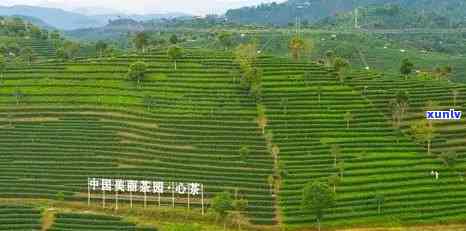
<box><xmin>315</xmin><ymin>4</ymin><xmax>463</xmax><ymax>30</ymax></box>
<box><xmin>225</xmin><ymin>0</ymin><xmax>466</xmax><ymax>26</ymax></box>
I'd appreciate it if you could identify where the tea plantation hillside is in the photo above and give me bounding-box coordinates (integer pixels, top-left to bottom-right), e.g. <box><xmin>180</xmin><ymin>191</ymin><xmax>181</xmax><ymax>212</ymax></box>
<box><xmin>1</xmin><ymin>49</ymin><xmax>466</xmax><ymax>230</ymax></box>
<box><xmin>0</xmin><ymin>205</ymin><xmax>42</xmax><ymax>230</ymax></box>
<box><xmin>0</xmin><ymin>50</ymin><xmax>276</xmax><ymax>225</ymax></box>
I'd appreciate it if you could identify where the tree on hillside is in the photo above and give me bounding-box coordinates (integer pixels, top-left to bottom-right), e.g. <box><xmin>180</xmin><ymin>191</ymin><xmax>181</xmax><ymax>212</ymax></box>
<box><xmin>127</xmin><ymin>61</ymin><xmax>148</xmax><ymax>86</ymax></box>
<box><xmin>331</xmin><ymin>144</ymin><xmax>341</xmax><ymax>168</ymax></box>
<box><xmin>218</xmin><ymin>32</ymin><xmax>233</xmax><ymax>50</ymax></box>
<box><xmin>410</xmin><ymin>120</ymin><xmax>435</xmax><ymax>155</ymax></box>
<box><xmin>40</xmin><ymin>30</ymin><xmax>49</xmax><ymax>40</ymax></box>
<box><xmin>334</xmin><ymin>57</ymin><xmax>349</xmax><ymax>83</ymax></box>
<box><xmin>374</xmin><ymin>193</ymin><xmax>385</xmax><ymax>215</ymax></box>
<box><xmin>143</xmin><ymin>95</ymin><xmax>157</xmax><ymax>110</ymax></box>
<box><xmin>400</xmin><ymin>58</ymin><xmax>414</xmax><ymax>81</ymax></box>
<box><xmin>211</xmin><ymin>191</ymin><xmax>233</xmax><ymax>230</ymax></box>
<box><xmin>325</xmin><ymin>50</ymin><xmax>335</xmax><ymax>67</ymax></box>
<box><xmin>134</xmin><ymin>32</ymin><xmax>149</xmax><ymax>53</ymax></box>
<box><xmin>50</xmin><ymin>30</ymin><xmax>60</xmax><ymax>41</ymax></box>
<box><xmin>301</xmin><ymin>181</ymin><xmax>336</xmax><ymax>231</ymax></box>
<box><xmin>20</xmin><ymin>47</ymin><xmax>34</xmax><ymax>65</ymax></box>
<box><xmin>239</xmin><ymin>145</ymin><xmax>250</xmax><ymax>162</ymax></box>
<box><xmin>63</xmin><ymin>41</ymin><xmax>80</xmax><ymax>60</ymax></box>
<box><xmin>434</xmin><ymin>65</ymin><xmax>452</xmax><ymax>81</ymax></box>
<box><xmin>167</xmin><ymin>45</ymin><xmax>183</xmax><ymax>70</ymax></box>
<box><xmin>29</xmin><ymin>25</ymin><xmax>42</xmax><ymax>39</ymax></box>
<box><xmin>344</xmin><ymin>111</ymin><xmax>353</xmax><ymax>129</ymax></box>
<box><xmin>337</xmin><ymin>160</ymin><xmax>345</xmax><ymax>180</ymax></box>
<box><xmin>234</xmin><ymin>43</ymin><xmax>258</xmax><ymax>71</ymax></box>
<box><xmin>96</xmin><ymin>41</ymin><xmax>108</xmax><ymax>58</ymax></box>
<box><xmin>327</xmin><ymin>174</ymin><xmax>340</xmax><ymax>193</ymax></box>
<box><xmin>423</xmin><ymin>100</ymin><xmax>439</xmax><ymax>129</ymax></box>
<box><xmin>288</xmin><ymin>36</ymin><xmax>306</xmax><ymax>61</ymax></box>
<box><xmin>230</xmin><ymin>198</ymin><xmax>249</xmax><ymax>231</ymax></box>
<box><xmin>56</xmin><ymin>48</ymin><xmax>65</xmax><ymax>61</ymax></box>
<box><xmin>256</xmin><ymin>104</ymin><xmax>268</xmax><ymax>134</ymax></box>
<box><xmin>389</xmin><ymin>91</ymin><xmax>409</xmax><ymax>128</ymax></box>
<box><xmin>244</xmin><ymin>67</ymin><xmax>263</xmax><ymax>100</ymax></box>
<box><xmin>169</xmin><ymin>34</ymin><xmax>179</xmax><ymax>45</ymax></box>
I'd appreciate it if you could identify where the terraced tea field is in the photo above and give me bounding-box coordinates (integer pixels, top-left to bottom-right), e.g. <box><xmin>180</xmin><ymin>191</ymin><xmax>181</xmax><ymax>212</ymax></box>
<box><xmin>1</xmin><ymin>49</ymin><xmax>466</xmax><ymax>229</ymax></box>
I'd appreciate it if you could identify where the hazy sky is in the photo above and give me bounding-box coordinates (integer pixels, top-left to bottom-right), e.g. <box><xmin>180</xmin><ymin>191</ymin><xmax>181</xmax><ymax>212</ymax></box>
<box><xmin>1</xmin><ymin>0</ymin><xmax>286</xmax><ymax>15</ymax></box>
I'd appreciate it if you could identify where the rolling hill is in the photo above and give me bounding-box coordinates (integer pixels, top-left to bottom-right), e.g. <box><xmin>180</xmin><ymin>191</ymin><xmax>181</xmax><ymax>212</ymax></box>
<box><xmin>0</xmin><ymin>47</ymin><xmax>465</xmax><ymax>230</ymax></box>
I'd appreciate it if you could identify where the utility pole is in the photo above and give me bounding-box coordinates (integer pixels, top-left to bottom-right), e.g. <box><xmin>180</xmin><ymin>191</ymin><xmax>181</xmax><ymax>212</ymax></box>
<box><xmin>295</xmin><ymin>16</ymin><xmax>298</xmax><ymax>36</ymax></box>
<box><xmin>295</xmin><ymin>16</ymin><xmax>301</xmax><ymax>38</ymax></box>
<box><xmin>355</xmin><ymin>8</ymin><xmax>359</xmax><ymax>29</ymax></box>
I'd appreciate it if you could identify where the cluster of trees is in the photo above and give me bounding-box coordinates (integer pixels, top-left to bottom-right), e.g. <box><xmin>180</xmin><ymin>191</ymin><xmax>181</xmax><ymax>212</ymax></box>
<box><xmin>211</xmin><ymin>191</ymin><xmax>249</xmax><ymax>230</ymax></box>
<box><xmin>401</xmin><ymin>58</ymin><xmax>453</xmax><ymax>82</ymax></box>
<box><xmin>56</xmin><ymin>41</ymin><xmax>80</xmax><ymax>61</ymax></box>
<box><xmin>127</xmin><ymin>46</ymin><xmax>184</xmax><ymax>87</ymax></box>
<box><xmin>323</xmin><ymin>50</ymin><xmax>350</xmax><ymax>82</ymax></box>
<box><xmin>288</xmin><ymin>36</ymin><xmax>309</xmax><ymax>61</ymax></box>
<box><xmin>234</xmin><ymin>43</ymin><xmax>262</xmax><ymax>101</ymax></box>
<box><xmin>0</xmin><ymin>16</ymin><xmax>49</xmax><ymax>39</ymax></box>
<box><xmin>132</xmin><ymin>32</ymin><xmax>181</xmax><ymax>53</ymax></box>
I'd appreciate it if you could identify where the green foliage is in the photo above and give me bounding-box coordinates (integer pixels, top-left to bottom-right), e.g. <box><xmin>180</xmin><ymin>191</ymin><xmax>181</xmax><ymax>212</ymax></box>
<box><xmin>167</xmin><ymin>46</ymin><xmax>183</xmax><ymax>70</ymax></box>
<box><xmin>50</xmin><ymin>30</ymin><xmax>60</xmax><ymax>40</ymax></box>
<box><xmin>218</xmin><ymin>32</ymin><xmax>233</xmax><ymax>50</ymax></box>
<box><xmin>410</xmin><ymin>120</ymin><xmax>435</xmax><ymax>154</ymax></box>
<box><xmin>134</xmin><ymin>32</ymin><xmax>149</xmax><ymax>53</ymax></box>
<box><xmin>344</xmin><ymin>111</ymin><xmax>353</xmax><ymax>129</ymax></box>
<box><xmin>333</xmin><ymin>57</ymin><xmax>349</xmax><ymax>83</ymax></box>
<box><xmin>301</xmin><ymin>181</ymin><xmax>336</xmax><ymax>230</ymax></box>
<box><xmin>56</xmin><ymin>191</ymin><xmax>65</xmax><ymax>201</ymax></box>
<box><xmin>400</xmin><ymin>58</ymin><xmax>414</xmax><ymax>78</ymax></box>
<box><xmin>211</xmin><ymin>191</ymin><xmax>233</xmax><ymax>217</ymax></box>
<box><xmin>20</xmin><ymin>47</ymin><xmax>34</xmax><ymax>64</ymax></box>
<box><xmin>390</xmin><ymin>91</ymin><xmax>410</xmax><ymax>128</ymax></box>
<box><xmin>238</xmin><ymin>65</ymin><xmax>263</xmax><ymax>101</ymax></box>
<box><xmin>234</xmin><ymin>43</ymin><xmax>257</xmax><ymax>71</ymax></box>
<box><xmin>434</xmin><ymin>65</ymin><xmax>453</xmax><ymax>80</ymax></box>
<box><xmin>239</xmin><ymin>145</ymin><xmax>250</xmax><ymax>162</ymax></box>
<box><xmin>373</xmin><ymin>193</ymin><xmax>385</xmax><ymax>215</ymax></box>
<box><xmin>289</xmin><ymin>36</ymin><xmax>307</xmax><ymax>61</ymax></box>
<box><xmin>233</xmin><ymin>199</ymin><xmax>248</xmax><ymax>212</ymax></box>
<box><xmin>127</xmin><ymin>61</ymin><xmax>148</xmax><ymax>85</ymax></box>
<box><xmin>327</xmin><ymin>174</ymin><xmax>340</xmax><ymax>193</ymax></box>
<box><xmin>169</xmin><ymin>34</ymin><xmax>179</xmax><ymax>45</ymax></box>
<box><xmin>96</xmin><ymin>40</ymin><xmax>108</xmax><ymax>58</ymax></box>
<box><xmin>56</xmin><ymin>48</ymin><xmax>65</xmax><ymax>60</ymax></box>
<box><xmin>63</xmin><ymin>41</ymin><xmax>80</xmax><ymax>60</ymax></box>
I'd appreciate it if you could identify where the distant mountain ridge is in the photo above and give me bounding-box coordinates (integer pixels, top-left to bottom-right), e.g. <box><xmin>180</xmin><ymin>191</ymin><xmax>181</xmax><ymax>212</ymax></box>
<box><xmin>8</xmin><ymin>15</ymin><xmax>55</xmax><ymax>30</ymax></box>
<box><xmin>0</xmin><ymin>5</ymin><xmax>191</xmax><ymax>30</ymax></box>
<box><xmin>0</xmin><ymin>5</ymin><xmax>102</xmax><ymax>30</ymax></box>
<box><xmin>225</xmin><ymin>0</ymin><xmax>466</xmax><ymax>26</ymax></box>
